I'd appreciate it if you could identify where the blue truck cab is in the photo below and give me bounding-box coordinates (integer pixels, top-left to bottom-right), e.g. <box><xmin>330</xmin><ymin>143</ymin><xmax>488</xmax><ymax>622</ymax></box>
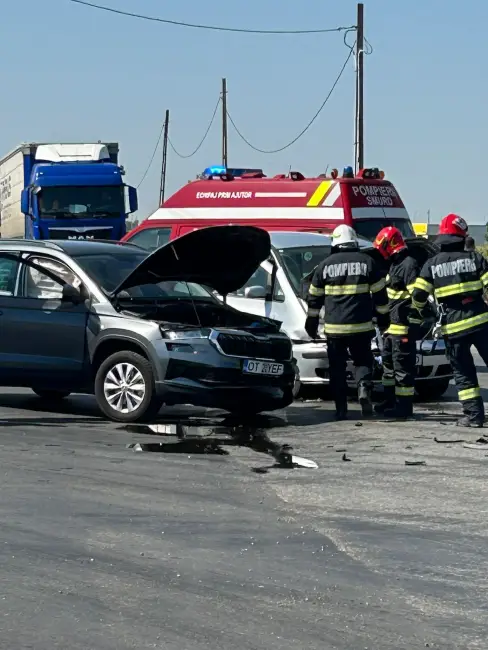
<box><xmin>0</xmin><ymin>142</ymin><xmax>138</xmax><ymax>240</ymax></box>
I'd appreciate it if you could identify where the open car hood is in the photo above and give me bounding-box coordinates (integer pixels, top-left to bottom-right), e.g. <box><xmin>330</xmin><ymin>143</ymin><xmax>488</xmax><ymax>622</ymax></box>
<box><xmin>111</xmin><ymin>225</ymin><xmax>271</xmax><ymax>296</ymax></box>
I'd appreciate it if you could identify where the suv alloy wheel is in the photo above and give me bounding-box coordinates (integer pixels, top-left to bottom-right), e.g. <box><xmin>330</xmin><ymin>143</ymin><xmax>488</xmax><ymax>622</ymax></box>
<box><xmin>94</xmin><ymin>350</ymin><xmax>163</xmax><ymax>423</ymax></box>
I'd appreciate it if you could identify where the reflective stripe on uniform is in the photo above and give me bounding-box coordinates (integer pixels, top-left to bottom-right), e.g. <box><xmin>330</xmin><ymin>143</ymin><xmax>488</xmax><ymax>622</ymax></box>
<box><xmin>376</xmin><ymin>303</ymin><xmax>390</xmax><ymax>314</ymax></box>
<box><xmin>307</xmin><ymin>308</ymin><xmax>320</xmax><ymax>316</ymax></box>
<box><xmin>395</xmin><ymin>386</ymin><xmax>414</xmax><ymax>397</ymax></box>
<box><xmin>411</xmin><ymin>297</ymin><xmax>427</xmax><ymax>309</ymax></box>
<box><xmin>414</xmin><ymin>277</ymin><xmax>433</xmax><ymax>293</ymax></box>
<box><xmin>308</xmin><ymin>284</ymin><xmax>325</xmax><ymax>296</ymax></box>
<box><xmin>370</xmin><ymin>278</ymin><xmax>386</xmax><ymax>293</ymax></box>
<box><xmin>458</xmin><ymin>387</ymin><xmax>481</xmax><ymax>401</ymax></box>
<box><xmin>408</xmin><ymin>316</ymin><xmax>422</xmax><ymax>324</ymax></box>
<box><xmin>434</xmin><ymin>280</ymin><xmax>483</xmax><ymax>299</ymax></box>
<box><xmin>386</xmin><ymin>324</ymin><xmax>409</xmax><ymax>335</ymax></box>
<box><xmin>387</xmin><ymin>288</ymin><xmax>410</xmax><ymax>300</ymax></box>
<box><xmin>442</xmin><ymin>312</ymin><xmax>488</xmax><ymax>336</ymax></box>
<box><xmin>324</xmin><ymin>283</ymin><xmax>369</xmax><ymax>295</ymax></box>
<box><xmin>407</xmin><ymin>282</ymin><xmax>416</xmax><ymax>295</ymax></box>
<box><xmin>481</xmin><ymin>271</ymin><xmax>488</xmax><ymax>287</ymax></box>
<box><xmin>382</xmin><ymin>378</ymin><xmax>395</xmax><ymax>386</ymax></box>
<box><xmin>323</xmin><ymin>321</ymin><xmax>374</xmax><ymax>335</ymax></box>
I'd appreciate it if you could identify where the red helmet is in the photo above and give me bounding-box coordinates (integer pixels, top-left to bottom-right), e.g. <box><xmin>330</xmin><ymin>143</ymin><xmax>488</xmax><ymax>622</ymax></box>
<box><xmin>373</xmin><ymin>226</ymin><xmax>406</xmax><ymax>260</ymax></box>
<box><xmin>438</xmin><ymin>213</ymin><xmax>468</xmax><ymax>237</ymax></box>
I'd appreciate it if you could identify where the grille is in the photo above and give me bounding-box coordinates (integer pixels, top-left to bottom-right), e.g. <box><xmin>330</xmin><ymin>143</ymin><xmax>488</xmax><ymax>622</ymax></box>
<box><xmin>216</xmin><ymin>332</ymin><xmax>292</xmax><ymax>361</ymax></box>
<box><xmin>48</xmin><ymin>228</ymin><xmax>113</xmax><ymax>240</ymax></box>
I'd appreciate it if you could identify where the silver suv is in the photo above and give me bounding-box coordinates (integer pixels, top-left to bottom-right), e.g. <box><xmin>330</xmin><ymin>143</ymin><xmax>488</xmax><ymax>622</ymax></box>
<box><xmin>0</xmin><ymin>226</ymin><xmax>295</xmax><ymax>422</ymax></box>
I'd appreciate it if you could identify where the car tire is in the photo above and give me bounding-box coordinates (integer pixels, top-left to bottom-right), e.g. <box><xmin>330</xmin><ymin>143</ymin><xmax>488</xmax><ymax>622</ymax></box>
<box><xmin>32</xmin><ymin>388</ymin><xmax>71</xmax><ymax>400</ymax></box>
<box><xmin>95</xmin><ymin>350</ymin><xmax>163</xmax><ymax>423</ymax></box>
<box><xmin>415</xmin><ymin>377</ymin><xmax>451</xmax><ymax>401</ymax></box>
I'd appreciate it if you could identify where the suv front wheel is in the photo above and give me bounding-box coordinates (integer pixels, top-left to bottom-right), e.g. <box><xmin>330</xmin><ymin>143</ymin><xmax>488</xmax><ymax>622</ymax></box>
<box><xmin>95</xmin><ymin>350</ymin><xmax>163</xmax><ymax>423</ymax></box>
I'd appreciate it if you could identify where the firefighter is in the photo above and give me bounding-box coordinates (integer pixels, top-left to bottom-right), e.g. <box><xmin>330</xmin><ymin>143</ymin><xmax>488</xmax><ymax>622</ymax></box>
<box><xmin>305</xmin><ymin>224</ymin><xmax>389</xmax><ymax>420</ymax></box>
<box><xmin>412</xmin><ymin>213</ymin><xmax>488</xmax><ymax>427</ymax></box>
<box><xmin>373</xmin><ymin>227</ymin><xmax>421</xmax><ymax>419</ymax></box>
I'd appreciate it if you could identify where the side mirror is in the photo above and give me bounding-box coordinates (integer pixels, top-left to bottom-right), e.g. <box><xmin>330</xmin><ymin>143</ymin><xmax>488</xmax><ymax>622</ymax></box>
<box><xmin>126</xmin><ymin>185</ymin><xmax>138</xmax><ymax>214</ymax></box>
<box><xmin>62</xmin><ymin>283</ymin><xmax>83</xmax><ymax>305</ymax></box>
<box><xmin>244</xmin><ymin>285</ymin><xmax>266</xmax><ymax>299</ymax></box>
<box><xmin>21</xmin><ymin>189</ymin><xmax>30</xmax><ymax>215</ymax></box>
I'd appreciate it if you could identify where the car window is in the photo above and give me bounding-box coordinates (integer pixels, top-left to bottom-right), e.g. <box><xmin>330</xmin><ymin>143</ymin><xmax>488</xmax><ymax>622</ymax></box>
<box><xmin>23</xmin><ymin>256</ymin><xmax>81</xmax><ymax>300</ymax></box>
<box><xmin>229</xmin><ymin>265</ymin><xmax>284</xmax><ymax>302</ymax></box>
<box><xmin>127</xmin><ymin>228</ymin><xmax>171</xmax><ymax>252</ymax></box>
<box><xmin>0</xmin><ymin>253</ymin><xmax>20</xmax><ymax>295</ymax></box>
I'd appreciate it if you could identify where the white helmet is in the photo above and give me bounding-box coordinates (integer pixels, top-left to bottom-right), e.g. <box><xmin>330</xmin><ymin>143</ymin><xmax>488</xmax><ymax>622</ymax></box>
<box><xmin>331</xmin><ymin>224</ymin><xmax>358</xmax><ymax>248</ymax></box>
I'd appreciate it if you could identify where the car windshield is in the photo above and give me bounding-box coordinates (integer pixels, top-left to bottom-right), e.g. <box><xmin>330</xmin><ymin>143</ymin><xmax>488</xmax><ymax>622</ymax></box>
<box><xmin>354</xmin><ymin>218</ymin><xmax>415</xmax><ymax>241</ymax></box>
<box><xmin>72</xmin><ymin>251</ymin><xmax>213</xmax><ymax>298</ymax></box>
<box><xmin>275</xmin><ymin>245</ymin><xmax>332</xmax><ymax>295</ymax></box>
<box><xmin>38</xmin><ymin>186</ymin><xmax>124</xmax><ymax>219</ymax></box>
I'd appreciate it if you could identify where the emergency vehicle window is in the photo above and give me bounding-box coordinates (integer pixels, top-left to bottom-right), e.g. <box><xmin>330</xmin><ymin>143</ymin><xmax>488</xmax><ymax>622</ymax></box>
<box><xmin>230</xmin><ymin>266</ymin><xmax>284</xmax><ymax>301</ymax></box>
<box><xmin>354</xmin><ymin>219</ymin><xmax>415</xmax><ymax>241</ymax></box>
<box><xmin>23</xmin><ymin>257</ymin><xmax>81</xmax><ymax>300</ymax></box>
<box><xmin>0</xmin><ymin>254</ymin><xmax>20</xmax><ymax>295</ymax></box>
<box><xmin>127</xmin><ymin>228</ymin><xmax>171</xmax><ymax>252</ymax></box>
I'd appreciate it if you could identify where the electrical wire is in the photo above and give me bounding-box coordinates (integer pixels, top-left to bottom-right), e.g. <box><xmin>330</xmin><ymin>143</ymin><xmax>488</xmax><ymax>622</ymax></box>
<box><xmin>65</xmin><ymin>0</ymin><xmax>355</xmax><ymax>35</ymax></box>
<box><xmin>168</xmin><ymin>97</ymin><xmax>221</xmax><ymax>159</ymax></box>
<box><xmin>226</xmin><ymin>43</ymin><xmax>355</xmax><ymax>154</ymax></box>
<box><xmin>137</xmin><ymin>121</ymin><xmax>165</xmax><ymax>188</ymax></box>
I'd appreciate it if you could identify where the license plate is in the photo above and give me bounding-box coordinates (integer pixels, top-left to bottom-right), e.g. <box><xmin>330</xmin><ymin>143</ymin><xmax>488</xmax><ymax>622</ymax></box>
<box><xmin>416</xmin><ymin>354</ymin><xmax>422</xmax><ymax>366</ymax></box>
<box><xmin>242</xmin><ymin>360</ymin><xmax>284</xmax><ymax>375</ymax></box>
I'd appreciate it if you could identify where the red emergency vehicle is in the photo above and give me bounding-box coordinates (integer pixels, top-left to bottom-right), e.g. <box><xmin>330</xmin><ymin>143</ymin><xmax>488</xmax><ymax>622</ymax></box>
<box><xmin>122</xmin><ymin>166</ymin><xmax>415</xmax><ymax>249</ymax></box>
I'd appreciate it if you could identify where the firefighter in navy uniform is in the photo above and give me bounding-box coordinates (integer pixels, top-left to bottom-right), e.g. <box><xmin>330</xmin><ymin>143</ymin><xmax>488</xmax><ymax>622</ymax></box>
<box><xmin>412</xmin><ymin>213</ymin><xmax>488</xmax><ymax>428</ymax></box>
<box><xmin>305</xmin><ymin>225</ymin><xmax>389</xmax><ymax>420</ymax></box>
<box><xmin>373</xmin><ymin>227</ymin><xmax>421</xmax><ymax>419</ymax></box>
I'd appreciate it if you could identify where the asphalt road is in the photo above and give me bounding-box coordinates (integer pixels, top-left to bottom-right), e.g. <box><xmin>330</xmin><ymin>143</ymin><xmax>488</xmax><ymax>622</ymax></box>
<box><xmin>1</xmin><ymin>361</ymin><xmax>488</xmax><ymax>649</ymax></box>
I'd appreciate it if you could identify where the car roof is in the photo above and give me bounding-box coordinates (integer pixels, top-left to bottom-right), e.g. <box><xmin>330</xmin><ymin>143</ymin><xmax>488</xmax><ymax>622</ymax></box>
<box><xmin>269</xmin><ymin>230</ymin><xmax>372</xmax><ymax>249</ymax></box>
<box><xmin>0</xmin><ymin>239</ymin><xmax>143</xmax><ymax>256</ymax></box>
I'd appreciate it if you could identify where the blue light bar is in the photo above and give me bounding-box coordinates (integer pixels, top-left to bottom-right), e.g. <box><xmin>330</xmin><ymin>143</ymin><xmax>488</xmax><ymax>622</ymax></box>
<box><xmin>203</xmin><ymin>165</ymin><xmax>226</xmax><ymax>176</ymax></box>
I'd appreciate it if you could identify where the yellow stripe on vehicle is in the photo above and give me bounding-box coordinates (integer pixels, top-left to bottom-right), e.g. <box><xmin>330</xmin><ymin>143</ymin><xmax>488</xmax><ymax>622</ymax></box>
<box><xmin>435</xmin><ymin>281</ymin><xmax>483</xmax><ymax>299</ymax></box>
<box><xmin>395</xmin><ymin>386</ymin><xmax>414</xmax><ymax>397</ymax></box>
<box><xmin>458</xmin><ymin>387</ymin><xmax>481</xmax><ymax>401</ymax></box>
<box><xmin>414</xmin><ymin>278</ymin><xmax>433</xmax><ymax>293</ymax></box>
<box><xmin>442</xmin><ymin>312</ymin><xmax>488</xmax><ymax>335</ymax></box>
<box><xmin>323</xmin><ymin>321</ymin><xmax>374</xmax><ymax>335</ymax></box>
<box><xmin>370</xmin><ymin>278</ymin><xmax>386</xmax><ymax>293</ymax></box>
<box><xmin>308</xmin><ymin>284</ymin><xmax>325</xmax><ymax>296</ymax></box>
<box><xmin>386</xmin><ymin>324</ymin><xmax>409</xmax><ymax>335</ymax></box>
<box><xmin>387</xmin><ymin>288</ymin><xmax>410</xmax><ymax>300</ymax></box>
<box><xmin>324</xmin><ymin>283</ymin><xmax>369</xmax><ymax>295</ymax></box>
<box><xmin>307</xmin><ymin>181</ymin><xmax>333</xmax><ymax>207</ymax></box>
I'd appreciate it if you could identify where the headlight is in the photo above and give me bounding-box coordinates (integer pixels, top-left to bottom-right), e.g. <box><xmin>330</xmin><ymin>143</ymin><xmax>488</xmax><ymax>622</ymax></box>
<box><xmin>162</xmin><ymin>328</ymin><xmax>210</xmax><ymax>340</ymax></box>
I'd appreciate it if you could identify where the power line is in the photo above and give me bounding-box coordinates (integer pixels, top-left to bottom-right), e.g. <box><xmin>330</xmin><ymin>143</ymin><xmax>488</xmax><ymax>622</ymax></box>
<box><xmin>226</xmin><ymin>44</ymin><xmax>355</xmax><ymax>154</ymax></box>
<box><xmin>65</xmin><ymin>0</ymin><xmax>355</xmax><ymax>35</ymax></box>
<box><xmin>168</xmin><ymin>97</ymin><xmax>221</xmax><ymax>159</ymax></box>
<box><xmin>137</xmin><ymin>121</ymin><xmax>165</xmax><ymax>188</ymax></box>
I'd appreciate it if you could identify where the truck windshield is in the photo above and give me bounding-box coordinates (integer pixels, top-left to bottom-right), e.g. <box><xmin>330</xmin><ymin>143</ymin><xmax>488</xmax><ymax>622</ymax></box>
<box><xmin>38</xmin><ymin>186</ymin><xmax>124</xmax><ymax>219</ymax></box>
<box><xmin>275</xmin><ymin>245</ymin><xmax>332</xmax><ymax>295</ymax></box>
<box><xmin>354</xmin><ymin>218</ymin><xmax>415</xmax><ymax>241</ymax></box>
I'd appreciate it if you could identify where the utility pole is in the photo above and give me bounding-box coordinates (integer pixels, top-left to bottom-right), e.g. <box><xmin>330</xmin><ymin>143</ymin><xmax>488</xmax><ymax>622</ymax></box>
<box><xmin>354</xmin><ymin>2</ymin><xmax>364</xmax><ymax>174</ymax></box>
<box><xmin>221</xmin><ymin>78</ymin><xmax>228</xmax><ymax>167</ymax></box>
<box><xmin>159</xmin><ymin>109</ymin><xmax>169</xmax><ymax>205</ymax></box>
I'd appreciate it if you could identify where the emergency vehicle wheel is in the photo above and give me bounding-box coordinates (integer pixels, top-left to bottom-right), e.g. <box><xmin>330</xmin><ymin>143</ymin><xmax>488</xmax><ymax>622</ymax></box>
<box><xmin>415</xmin><ymin>378</ymin><xmax>451</xmax><ymax>401</ymax></box>
<box><xmin>32</xmin><ymin>388</ymin><xmax>71</xmax><ymax>400</ymax></box>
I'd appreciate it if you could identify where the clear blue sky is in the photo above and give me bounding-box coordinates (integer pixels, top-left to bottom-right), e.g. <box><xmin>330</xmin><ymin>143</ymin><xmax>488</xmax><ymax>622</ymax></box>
<box><xmin>2</xmin><ymin>0</ymin><xmax>487</xmax><ymax>224</ymax></box>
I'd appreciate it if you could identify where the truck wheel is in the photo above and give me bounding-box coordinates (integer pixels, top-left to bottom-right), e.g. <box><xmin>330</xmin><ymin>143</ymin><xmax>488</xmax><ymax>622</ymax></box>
<box><xmin>415</xmin><ymin>377</ymin><xmax>451</xmax><ymax>401</ymax></box>
<box><xmin>32</xmin><ymin>388</ymin><xmax>71</xmax><ymax>400</ymax></box>
<box><xmin>95</xmin><ymin>350</ymin><xmax>162</xmax><ymax>423</ymax></box>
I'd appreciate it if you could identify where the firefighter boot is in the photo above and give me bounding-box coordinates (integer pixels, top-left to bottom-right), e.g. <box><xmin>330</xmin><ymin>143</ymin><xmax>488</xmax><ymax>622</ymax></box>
<box><xmin>358</xmin><ymin>381</ymin><xmax>373</xmax><ymax>417</ymax></box>
<box><xmin>384</xmin><ymin>397</ymin><xmax>413</xmax><ymax>420</ymax></box>
<box><xmin>334</xmin><ymin>399</ymin><xmax>348</xmax><ymax>421</ymax></box>
<box><xmin>374</xmin><ymin>386</ymin><xmax>395</xmax><ymax>415</ymax></box>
